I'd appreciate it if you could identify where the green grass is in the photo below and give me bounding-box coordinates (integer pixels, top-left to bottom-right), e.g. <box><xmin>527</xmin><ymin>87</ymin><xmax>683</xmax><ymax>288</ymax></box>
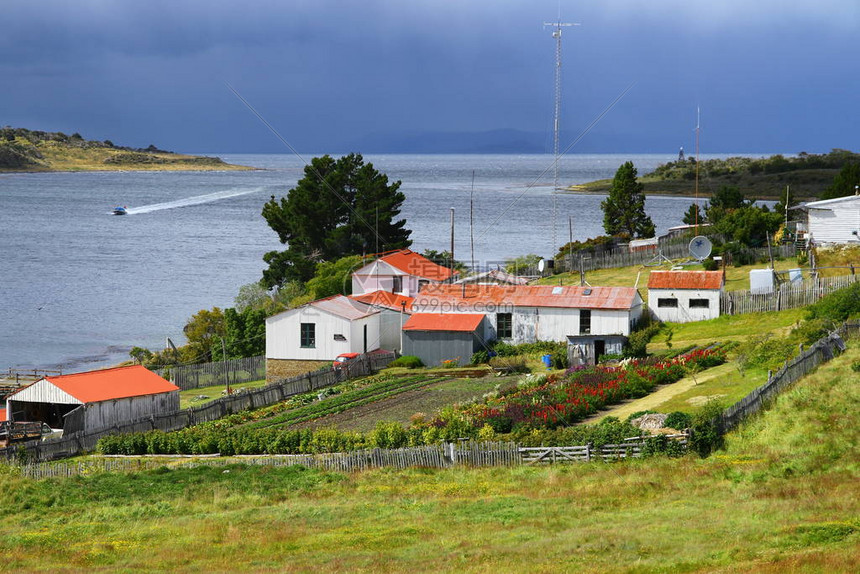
<box><xmin>648</xmin><ymin>308</ymin><xmax>806</xmax><ymax>351</ymax></box>
<box><xmin>1</xmin><ymin>344</ymin><xmax>858</xmax><ymax>572</ymax></box>
<box><xmin>179</xmin><ymin>379</ymin><xmax>269</xmax><ymax>408</ymax></box>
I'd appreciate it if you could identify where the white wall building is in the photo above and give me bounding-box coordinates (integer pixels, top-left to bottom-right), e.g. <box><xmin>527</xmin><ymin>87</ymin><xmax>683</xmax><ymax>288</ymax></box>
<box><xmin>647</xmin><ymin>271</ymin><xmax>723</xmax><ymax>323</ymax></box>
<box><xmin>800</xmin><ymin>195</ymin><xmax>860</xmax><ymax>246</ymax></box>
<box><xmin>351</xmin><ymin>249</ymin><xmax>456</xmax><ymax>297</ymax></box>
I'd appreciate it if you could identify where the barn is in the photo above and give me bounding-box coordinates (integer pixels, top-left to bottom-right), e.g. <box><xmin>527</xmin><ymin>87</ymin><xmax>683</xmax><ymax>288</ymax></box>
<box><xmin>800</xmin><ymin>195</ymin><xmax>860</xmax><ymax>246</ymax></box>
<box><xmin>647</xmin><ymin>271</ymin><xmax>723</xmax><ymax>323</ymax></box>
<box><xmin>4</xmin><ymin>365</ymin><xmax>179</xmax><ymax>435</ymax></box>
<box><xmin>401</xmin><ymin>313</ymin><xmax>486</xmax><ymax>367</ymax></box>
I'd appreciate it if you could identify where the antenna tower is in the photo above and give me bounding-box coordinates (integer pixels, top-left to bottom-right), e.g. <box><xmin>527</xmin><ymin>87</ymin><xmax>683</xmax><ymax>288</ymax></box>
<box><xmin>544</xmin><ymin>16</ymin><xmax>578</xmax><ymax>250</ymax></box>
<box><xmin>694</xmin><ymin>107</ymin><xmax>701</xmax><ymax>235</ymax></box>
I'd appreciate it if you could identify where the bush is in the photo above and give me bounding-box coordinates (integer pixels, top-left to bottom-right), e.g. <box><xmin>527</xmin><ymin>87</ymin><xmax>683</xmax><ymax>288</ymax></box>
<box><xmin>701</xmin><ymin>257</ymin><xmax>719</xmax><ymax>271</ymax></box>
<box><xmin>805</xmin><ymin>282</ymin><xmax>860</xmax><ymax>322</ymax></box>
<box><xmin>489</xmin><ymin>356</ymin><xmax>528</xmax><ymax>373</ymax></box>
<box><xmin>689</xmin><ymin>400</ymin><xmax>725</xmax><ymax>458</ymax></box>
<box><xmin>624</xmin><ymin>319</ymin><xmax>663</xmax><ymax>358</ymax></box>
<box><xmin>664</xmin><ymin>411</ymin><xmax>692</xmax><ymax>430</ymax></box>
<box><xmin>470</xmin><ymin>350</ymin><xmax>490</xmax><ymax>365</ymax></box>
<box><xmin>389</xmin><ymin>355</ymin><xmax>424</xmax><ymax>369</ymax></box>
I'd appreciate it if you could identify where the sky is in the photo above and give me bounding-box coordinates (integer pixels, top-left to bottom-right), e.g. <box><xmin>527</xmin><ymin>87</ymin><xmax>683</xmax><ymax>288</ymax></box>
<box><xmin>1</xmin><ymin>0</ymin><xmax>858</xmax><ymax>154</ymax></box>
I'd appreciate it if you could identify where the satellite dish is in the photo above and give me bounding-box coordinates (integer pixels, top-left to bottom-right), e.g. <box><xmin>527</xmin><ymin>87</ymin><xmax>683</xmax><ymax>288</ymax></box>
<box><xmin>538</xmin><ymin>259</ymin><xmax>546</xmax><ymax>272</ymax></box>
<box><xmin>689</xmin><ymin>236</ymin><xmax>713</xmax><ymax>261</ymax></box>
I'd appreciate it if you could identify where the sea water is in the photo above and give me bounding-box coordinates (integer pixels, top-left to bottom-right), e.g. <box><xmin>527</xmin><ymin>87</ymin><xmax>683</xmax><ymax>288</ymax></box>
<box><xmin>0</xmin><ymin>153</ymin><xmax>754</xmax><ymax>370</ymax></box>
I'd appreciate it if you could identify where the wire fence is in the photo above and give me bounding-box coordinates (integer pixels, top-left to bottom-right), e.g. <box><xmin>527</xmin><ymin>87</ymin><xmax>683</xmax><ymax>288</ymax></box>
<box><xmin>153</xmin><ymin>355</ymin><xmax>266</xmax><ymax>391</ymax></box>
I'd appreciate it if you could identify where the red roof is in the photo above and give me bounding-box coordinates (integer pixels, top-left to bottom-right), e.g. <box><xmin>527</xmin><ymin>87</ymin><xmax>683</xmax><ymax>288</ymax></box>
<box><xmin>413</xmin><ymin>284</ymin><xmax>639</xmax><ymax>311</ymax></box>
<box><xmin>0</xmin><ymin>407</ymin><xmax>6</xmax><ymax>421</ymax></box>
<box><xmin>41</xmin><ymin>365</ymin><xmax>178</xmax><ymax>403</ymax></box>
<box><xmin>374</xmin><ymin>249</ymin><xmax>456</xmax><ymax>281</ymax></box>
<box><xmin>648</xmin><ymin>271</ymin><xmax>724</xmax><ymax>290</ymax></box>
<box><xmin>402</xmin><ymin>313</ymin><xmax>485</xmax><ymax>332</ymax></box>
<box><xmin>349</xmin><ymin>291</ymin><xmax>415</xmax><ymax>313</ymax></box>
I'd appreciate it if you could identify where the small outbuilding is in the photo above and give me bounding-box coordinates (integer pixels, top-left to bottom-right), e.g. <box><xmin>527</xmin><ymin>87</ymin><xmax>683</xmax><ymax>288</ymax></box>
<box><xmin>647</xmin><ymin>270</ymin><xmax>724</xmax><ymax>323</ymax></box>
<box><xmin>401</xmin><ymin>313</ymin><xmax>486</xmax><ymax>367</ymax></box>
<box><xmin>4</xmin><ymin>365</ymin><xmax>179</xmax><ymax>435</ymax></box>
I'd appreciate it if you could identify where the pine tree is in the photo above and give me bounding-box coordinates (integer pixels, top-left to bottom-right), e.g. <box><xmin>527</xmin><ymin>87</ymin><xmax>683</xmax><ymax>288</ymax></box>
<box><xmin>261</xmin><ymin>153</ymin><xmax>411</xmax><ymax>288</ymax></box>
<box><xmin>601</xmin><ymin>162</ymin><xmax>655</xmax><ymax>238</ymax></box>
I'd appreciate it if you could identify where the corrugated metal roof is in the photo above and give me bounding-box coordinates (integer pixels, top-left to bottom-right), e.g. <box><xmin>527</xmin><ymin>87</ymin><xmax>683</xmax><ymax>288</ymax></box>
<box><xmin>349</xmin><ymin>291</ymin><xmax>414</xmax><ymax>313</ymax></box>
<box><xmin>7</xmin><ymin>365</ymin><xmax>179</xmax><ymax>404</ymax></box>
<box><xmin>0</xmin><ymin>407</ymin><xmax>6</xmax><ymax>421</ymax></box>
<box><xmin>311</xmin><ymin>295</ymin><xmax>379</xmax><ymax>320</ymax></box>
<box><xmin>454</xmin><ymin>269</ymin><xmax>530</xmax><ymax>285</ymax></box>
<box><xmin>413</xmin><ymin>284</ymin><xmax>639</xmax><ymax>310</ymax></box>
<box><xmin>801</xmin><ymin>195</ymin><xmax>860</xmax><ymax>209</ymax></box>
<box><xmin>376</xmin><ymin>249</ymin><xmax>456</xmax><ymax>281</ymax></box>
<box><xmin>402</xmin><ymin>313</ymin><xmax>485</xmax><ymax>332</ymax></box>
<box><xmin>647</xmin><ymin>271</ymin><xmax>724</xmax><ymax>290</ymax></box>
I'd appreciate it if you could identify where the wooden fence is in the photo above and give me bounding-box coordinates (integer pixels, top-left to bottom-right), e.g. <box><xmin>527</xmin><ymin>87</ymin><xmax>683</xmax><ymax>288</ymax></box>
<box><xmin>14</xmin><ymin>435</ymin><xmax>690</xmax><ymax>478</ymax></box>
<box><xmin>1</xmin><ymin>351</ymin><xmax>395</xmax><ymax>463</ymax></box>
<box><xmin>154</xmin><ymin>355</ymin><xmax>266</xmax><ymax>391</ymax></box>
<box><xmin>720</xmin><ymin>321</ymin><xmax>859</xmax><ymax>432</ymax></box>
<box><xmin>720</xmin><ymin>273</ymin><xmax>860</xmax><ymax>315</ymax></box>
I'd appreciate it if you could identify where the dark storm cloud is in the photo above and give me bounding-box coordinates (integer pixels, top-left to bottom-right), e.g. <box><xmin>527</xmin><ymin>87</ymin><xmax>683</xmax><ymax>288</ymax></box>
<box><xmin>1</xmin><ymin>1</ymin><xmax>857</xmax><ymax>153</ymax></box>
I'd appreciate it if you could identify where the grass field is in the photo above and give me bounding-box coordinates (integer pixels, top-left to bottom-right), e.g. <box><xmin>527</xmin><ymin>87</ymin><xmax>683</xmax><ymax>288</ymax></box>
<box><xmin>179</xmin><ymin>379</ymin><xmax>268</xmax><ymax>409</ymax></box>
<box><xmin>648</xmin><ymin>308</ymin><xmax>806</xmax><ymax>351</ymax></box>
<box><xmin>1</xmin><ymin>343</ymin><xmax>857</xmax><ymax>572</ymax></box>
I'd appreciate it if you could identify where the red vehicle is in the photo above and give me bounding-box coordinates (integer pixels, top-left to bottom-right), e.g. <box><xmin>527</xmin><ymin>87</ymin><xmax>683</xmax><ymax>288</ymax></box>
<box><xmin>332</xmin><ymin>352</ymin><xmax>360</xmax><ymax>370</ymax></box>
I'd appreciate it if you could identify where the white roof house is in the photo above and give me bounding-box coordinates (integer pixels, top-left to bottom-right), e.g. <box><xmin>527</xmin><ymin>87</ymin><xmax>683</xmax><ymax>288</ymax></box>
<box><xmin>647</xmin><ymin>271</ymin><xmax>724</xmax><ymax>323</ymax></box>
<box><xmin>800</xmin><ymin>195</ymin><xmax>860</xmax><ymax>246</ymax></box>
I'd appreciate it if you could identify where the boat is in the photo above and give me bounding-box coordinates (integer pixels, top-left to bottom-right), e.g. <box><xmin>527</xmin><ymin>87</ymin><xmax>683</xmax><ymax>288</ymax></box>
<box><xmin>112</xmin><ymin>206</ymin><xmax>128</xmax><ymax>215</ymax></box>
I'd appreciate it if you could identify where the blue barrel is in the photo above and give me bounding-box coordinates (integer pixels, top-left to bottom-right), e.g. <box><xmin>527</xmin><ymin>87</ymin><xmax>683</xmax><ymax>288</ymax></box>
<box><xmin>541</xmin><ymin>354</ymin><xmax>552</xmax><ymax>370</ymax></box>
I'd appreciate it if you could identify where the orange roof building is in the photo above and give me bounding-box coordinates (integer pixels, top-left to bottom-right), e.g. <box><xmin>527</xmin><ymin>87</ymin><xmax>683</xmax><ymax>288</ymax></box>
<box><xmin>5</xmin><ymin>365</ymin><xmax>179</xmax><ymax>432</ymax></box>
<box><xmin>401</xmin><ymin>313</ymin><xmax>487</xmax><ymax>367</ymax></box>
<box><xmin>402</xmin><ymin>313</ymin><xmax>485</xmax><ymax>332</ymax></box>
<box><xmin>352</xmin><ymin>249</ymin><xmax>456</xmax><ymax>298</ymax></box>
<box><xmin>647</xmin><ymin>270</ymin><xmax>724</xmax><ymax>323</ymax></box>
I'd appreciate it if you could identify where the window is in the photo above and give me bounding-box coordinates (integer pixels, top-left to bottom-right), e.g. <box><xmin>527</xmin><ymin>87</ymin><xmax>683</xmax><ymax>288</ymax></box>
<box><xmin>333</xmin><ymin>334</ymin><xmax>346</xmax><ymax>341</ymax></box>
<box><xmin>580</xmin><ymin>309</ymin><xmax>591</xmax><ymax>334</ymax></box>
<box><xmin>689</xmin><ymin>298</ymin><xmax>710</xmax><ymax>309</ymax></box>
<box><xmin>300</xmin><ymin>323</ymin><xmax>315</xmax><ymax>348</ymax></box>
<box><xmin>392</xmin><ymin>275</ymin><xmax>403</xmax><ymax>293</ymax></box>
<box><xmin>657</xmin><ymin>298</ymin><xmax>678</xmax><ymax>308</ymax></box>
<box><xmin>497</xmin><ymin>313</ymin><xmax>512</xmax><ymax>339</ymax></box>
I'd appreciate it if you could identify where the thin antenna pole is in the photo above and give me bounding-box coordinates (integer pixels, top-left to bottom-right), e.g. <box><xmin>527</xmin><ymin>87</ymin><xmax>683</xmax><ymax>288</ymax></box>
<box><xmin>470</xmin><ymin>170</ymin><xmax>475</xmax><ymax>273</ymax></box>
<box><xmin>694</xmin><ymin>106</ymin><xmax>700</xmax><ymax>235</ymax></box>
<box><xmin>450</xmin><ymin>207</ymin><xmax>455</xmax><ymax>276</ymax></box>
<box><xmin>544</xmin><ymin>17</ymin><xmax>579</xmax><ymax>251</ymax></box>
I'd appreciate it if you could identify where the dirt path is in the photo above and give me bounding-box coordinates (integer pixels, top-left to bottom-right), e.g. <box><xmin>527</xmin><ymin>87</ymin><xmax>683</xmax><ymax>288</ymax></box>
<box><xmin>581</xmin><ymin>363</ymin><xmax>735</xmax><ymax>423</ymax></box>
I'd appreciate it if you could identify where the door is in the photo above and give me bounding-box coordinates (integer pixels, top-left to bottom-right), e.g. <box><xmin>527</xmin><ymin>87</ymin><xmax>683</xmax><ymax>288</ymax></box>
<box><xmin>594</xmin><ymin>340</ymin><xmax>606</xmax><ymax>363</ymax></box>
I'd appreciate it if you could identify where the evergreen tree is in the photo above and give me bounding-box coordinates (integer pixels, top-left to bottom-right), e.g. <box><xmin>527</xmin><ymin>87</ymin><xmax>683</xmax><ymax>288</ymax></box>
<box><xmin>601</xmin><ymin>162</ymin><xmax>655</xmax><ymax>238</ymax></box>
<box><xmin>682</xmin><ymin>203</ymin><xmax>702</xmax><ymax>226</ymax></box>
<box><xmin>821</xmin><ymin>162</ymin><xmax>860</xmax><ymax>199</ymax></box>
<box><xmin>261</xmin><ymin>153</ymin><xmax>411</xmax><ymax>288</ymax></box>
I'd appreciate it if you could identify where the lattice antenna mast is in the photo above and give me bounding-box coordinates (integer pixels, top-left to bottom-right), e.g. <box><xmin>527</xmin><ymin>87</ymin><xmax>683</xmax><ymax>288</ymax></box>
<box><xmin>544</xmin><ymin>17</ymin><xmax>579</xmax><ymax>249</ymax></box>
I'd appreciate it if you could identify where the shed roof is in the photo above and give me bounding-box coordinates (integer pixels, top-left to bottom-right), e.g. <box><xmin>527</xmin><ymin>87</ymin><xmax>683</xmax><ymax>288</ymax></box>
<box><xmin>310</xmin><ymin>295</ymin><xmax>379</xmax><ymax>320</ymax></box>
<box><xmin>800</xmin><ymin>195</ymin><xmax>860</xmax><ymax>210</ymax></box>
<box><xmin>413</xmin><ymin>284</ymin><xmax>639</xmax><ymax>310</ymax></box>
<box><xmin>357</xmin><ymin>249</ymin><xmax>456</xmax><ymax>281</ymax></box>
<box><xmin>453</xmin><ymin>269</ymin><xmax>530</xmax><ymax>286</ymax></box>
<box><xmin>0</xmin><ymin>407</ymin><xmax>6</xmax><ymax>421</ymax></box>
<box><xmin>402</xmin><ymin>313</ymin><xmax>485</xmax><ymax>332</ymax></box>
<box><xmin>648</xmin><ymin>271</ymin><xmax>724</xmax><ymax>290</ymax></box>
<box><xmin>349</xmin><ymin>291</ymin><xmax>415</xmax><ymax>313</ymax></box>
<box><xmin>7</xmin><ymin>365</ymin><xmax>179</xmax><ymax>404</ymax></box>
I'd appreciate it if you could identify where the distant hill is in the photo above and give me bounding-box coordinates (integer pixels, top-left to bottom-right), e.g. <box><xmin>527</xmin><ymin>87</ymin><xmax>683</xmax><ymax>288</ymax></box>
<box><xmin>0</xmin><ymin>127</ymin><xmax>251</xmax><ymax>172</ymax></box>
<box><xmin>572</xmin><ymin>149</ymin><xmax>859</xmax><ymax>200</ymax></box>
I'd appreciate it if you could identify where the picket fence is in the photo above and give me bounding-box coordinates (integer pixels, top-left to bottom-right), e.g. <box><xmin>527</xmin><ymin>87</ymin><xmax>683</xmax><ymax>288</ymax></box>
<box><xmin>720</xmin><ymin>273</ymin><xmax>860</xmax><ymax>315</ymax></box>
<box><xmin>15</xmin><ymin>434</ymin><xmax>692</xmax><ymax>478</ymax></box>
<box><xmin>154</xmin><ymin>355</ymin><xmax>266</xmax><ymax>391</ymax></box>
<box><xmin>1</xmin><ymin>351</ymin><xmax>395</xmax><ymax>463</ymax></box>
<box><xmin>720</xmin><ymin>321</ymin><xmax>859</xmax><ymax>432</ymax></box>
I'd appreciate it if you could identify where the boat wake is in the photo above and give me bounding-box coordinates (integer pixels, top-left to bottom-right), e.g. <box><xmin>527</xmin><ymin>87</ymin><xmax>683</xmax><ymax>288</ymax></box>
<box><xmin>123</xmin><ymin>186</ymin><xmax>272</xmax><ymax>215</ymax></box>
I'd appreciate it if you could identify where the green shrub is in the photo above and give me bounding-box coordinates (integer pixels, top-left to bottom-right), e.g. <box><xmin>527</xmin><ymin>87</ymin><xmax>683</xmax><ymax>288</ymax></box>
<box><xmin>597</xmin><ymin>353</ymin><xmax>624</xmax><ymax>363</ymax></box>
<box><xmin>470</xmin><ymin>350</ymin><xmax>490</xmax><ymax>365</ymax></box>
<box><xmin>805</xmin><ymin>282</ymin><xmax>860</xmax><ymax>322</ymax></box>
<box><xmin>701</xmin><ymin>257</ymin><xmax>719</xmax><ymax>271</ymax></box>
<box><xmin>489</xmin><ymin>356</ymin><xmax>529</xmax><ymax>373</ymax></box>
<box><xmin>389</xmin><ymin>355</ymin><xmax>424</xmax><ymax>369</ymax></box>
<box><xmin>664</xmin><ymin>411</ymin><xmax>692</xmax><ymax>430</ymax></box>
<box><xmin>550</xmin><ymin>350</ymin><xmax>569</xmax><ymax>370</ymax></box>
<box><xmin>852</xmin><ymin>361</ymin><xmax>860</xmax><ymax>373</ymax></box>
<box><xmin>689</xmin><ymin>400</ymin><xmax>725</xmax><ymax>458</ymax></box>
<box><xmin>625</xmin><ymin>410</ymin><xmax>656</xmax><ymax>423</ymax></box>
<box><xmin>624</xmin><ymin>319</ymin><xmax>663</xmax><ymax>358</ymax></box>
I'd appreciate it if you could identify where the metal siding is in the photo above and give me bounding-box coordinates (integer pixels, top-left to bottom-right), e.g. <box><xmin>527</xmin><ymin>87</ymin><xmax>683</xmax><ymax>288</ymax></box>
<box><xmin>402</xmin><ymin>331</ymin><xmax>474</xmax><ymax>367</ymax></box>
<box><xmin>8</xmin><ymin>379</ymin><xmax>82</xmax><ymax>405</ymax></box>
<box><xmin>267</xmin><ymin>306</ymin><xmax>353</xmax><ymax>360</ymax></box>
<box><xmin>379</xmin><ymin>310</ymin><xmax>406</xmax><ymax>352</ymax></box>
<box><xmin>648</xmin><ymin>288</ymin><xmax>720</xmax><ymax>323</ymax></box>
<box><xmin>808</xmin><ymin>203</ymin><xmax>860</xmax><ymax>244</ymax></box>
<box><xmin>82</xmin><ymin>391</ymin><xmax>179</xmax><ymax>433</ymax></box>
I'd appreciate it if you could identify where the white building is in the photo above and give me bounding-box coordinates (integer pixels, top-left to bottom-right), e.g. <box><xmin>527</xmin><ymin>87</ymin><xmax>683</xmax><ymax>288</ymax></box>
<box><xmin>351</xmin><ymin>249</ymin><xmax>456</xmax><ymax>297</ymax></box>
<box><xmin>411</xmin><ymin>284</ymin><xmax>643</xmax><ymax>365</ymax></box>
<box><xmin>800</xmin><ymin>195</ymin><xmax>860</xmax><ymax>246</ymax></box>
<box><xmin>647</xmin><ymin>271</ymin><xmax>723</xmax><ymax>323</ymax></box>
<box><xmin>265</xmin><ymin>293</ymin><xmax>414</xmax><ymax>381</ymax></box>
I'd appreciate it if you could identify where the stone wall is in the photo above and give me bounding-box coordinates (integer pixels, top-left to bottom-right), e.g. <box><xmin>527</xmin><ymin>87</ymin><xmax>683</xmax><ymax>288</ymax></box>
<box><xmin>266</xmin><ymin>358</ymin><xmax>329</xmax><ymax>383</ymax></box>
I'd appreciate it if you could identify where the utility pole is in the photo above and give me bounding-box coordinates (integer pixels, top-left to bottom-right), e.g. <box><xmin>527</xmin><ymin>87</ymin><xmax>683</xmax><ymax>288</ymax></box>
<box><xmin>450</xmin><ymin>207</ymin><xmax>455</xmax><ymax>276</ymax></box>
<box><xmin>221</xmin><ymin>337</ymin><xmax>230</xmax><ymax>395</ymax></box>
<box><xmin>470</xmin><ymin>171</ymin><xmax>476</xmax><ymax>273</ymax></box>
